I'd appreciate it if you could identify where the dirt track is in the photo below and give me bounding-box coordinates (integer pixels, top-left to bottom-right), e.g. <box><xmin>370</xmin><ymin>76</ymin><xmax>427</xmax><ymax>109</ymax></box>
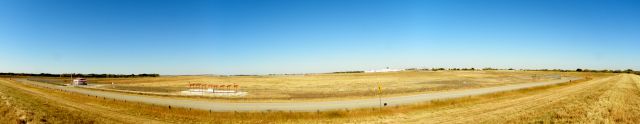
<box><xmin>13</xmin><ymin>77</ymin><xmax>579</xmax><ymax>112</ymax></box>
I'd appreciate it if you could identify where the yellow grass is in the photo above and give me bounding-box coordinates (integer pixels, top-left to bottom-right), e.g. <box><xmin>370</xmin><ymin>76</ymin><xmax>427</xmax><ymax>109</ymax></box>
<box><xmin>0</xmin><ymin>79</ymin><xmax>110</xmax><ymax>123</ymax></box>
<box><xmin>342</xmin><ymin>73</ymin><xmax>640</xmax><ymax>123</ymax></box>
<box><xmin>5</xmin><ymin>72</ymin><xmax>632</xmax><ymax>124</ymax></box>
<box><xmin>0</xmin><ymin>73</ymin><xmax>640</xmax><ymax>123</ymax></box>
<box><xmin>30</xmin><ymin>70</ymin><xmax>567</xmax><ymax>102</ymax></box>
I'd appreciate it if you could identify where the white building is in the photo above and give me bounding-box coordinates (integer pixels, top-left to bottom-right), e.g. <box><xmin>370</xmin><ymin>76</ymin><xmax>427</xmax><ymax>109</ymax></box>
<box><xmin>364</xmin><ymin>68</ymin><xmax>403</xmax><ymax>73</ymax></box>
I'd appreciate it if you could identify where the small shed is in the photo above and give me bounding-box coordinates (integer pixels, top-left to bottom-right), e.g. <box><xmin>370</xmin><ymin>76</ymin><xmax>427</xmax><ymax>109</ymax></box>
<box><xmin>72</xmin><ymin>78</ymin><xmax>87</xmax><ymax>85</ymax></box>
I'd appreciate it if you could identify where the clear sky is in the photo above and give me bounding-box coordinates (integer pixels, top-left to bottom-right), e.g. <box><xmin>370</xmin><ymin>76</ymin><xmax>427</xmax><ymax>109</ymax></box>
<box><xmin>1</xmin><ymin>0</ymin><xmax>638</xmax><ymax>75</ymax></box>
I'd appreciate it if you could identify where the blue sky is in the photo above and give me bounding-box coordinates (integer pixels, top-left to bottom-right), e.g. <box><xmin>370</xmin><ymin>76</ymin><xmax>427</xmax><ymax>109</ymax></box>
<box><xmin>1</xmin><ymin>0</ymin><xmax>639</xmax><ymax>75</ymax></box>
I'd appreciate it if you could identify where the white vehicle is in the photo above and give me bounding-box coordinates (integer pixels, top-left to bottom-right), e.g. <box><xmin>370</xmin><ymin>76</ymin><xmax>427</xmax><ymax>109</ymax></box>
<box><xmin>72</xmin><ymin>78</ymin><xmax>87</xmax><ymax>85</ymax></box>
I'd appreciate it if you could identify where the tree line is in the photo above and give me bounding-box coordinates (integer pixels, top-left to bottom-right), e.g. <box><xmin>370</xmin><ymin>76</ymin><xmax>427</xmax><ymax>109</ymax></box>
<box><xmin>0</xmin><ymin>73</ymin><xmax>160</xmax><ymax>78</ymax></box>
<box><xmin>519</xmin><ymin>68</ymin><xmax>639</xmax><ymax>75</ymax></box>
<box><xmin>332</xmin><ymin>67</ymin><xmax>640</xmax><ymax>76</ymax></box>
<box><xmin>405</xmin><ymin>67</ymin><xmax>512</xmax><ymax>71</ymax></box>
<box><xmin>572</xmin><ymin>68</ymin><xmax>639</xmax><ymax>75</ymax></box>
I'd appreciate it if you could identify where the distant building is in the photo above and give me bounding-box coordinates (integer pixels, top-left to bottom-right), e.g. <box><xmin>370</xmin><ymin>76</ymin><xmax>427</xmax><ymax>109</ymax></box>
<box><xmin>72</xmin><ymin>78</ymin><xmax>87</xmax><ymax>85</ymax></box>
<box><xmin>365</xmin><ymin>67</ymin><xmax>403</xmax><ymax>73</ymax></box>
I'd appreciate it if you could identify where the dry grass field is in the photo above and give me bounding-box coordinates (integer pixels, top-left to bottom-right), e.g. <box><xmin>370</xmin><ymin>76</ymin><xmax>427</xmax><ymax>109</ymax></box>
<box><xmin>335</xmin><ymin>73</ymin><xmax>640</xmax><ymax>123</ymax></box>
<box><xmin>3</xmin><ymin>71</ymin><xmax>639</xmax><ymax>123</ymax></box>
<box><xmin>28</xmin><ymin>70</ymin><xmax>566</xmax><ymax>101</ymax></box>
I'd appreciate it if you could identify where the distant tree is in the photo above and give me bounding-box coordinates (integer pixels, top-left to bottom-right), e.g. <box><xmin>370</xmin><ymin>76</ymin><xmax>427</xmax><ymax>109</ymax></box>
<box><xmin>482</xmin><ymin>67</ymin><xmax>497</xmax><ymax>70</ymax></box>
<box><xmin>576</xmin><ymin>68</ymin><xmax>583</xmax><ymax>72</ymax></box>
